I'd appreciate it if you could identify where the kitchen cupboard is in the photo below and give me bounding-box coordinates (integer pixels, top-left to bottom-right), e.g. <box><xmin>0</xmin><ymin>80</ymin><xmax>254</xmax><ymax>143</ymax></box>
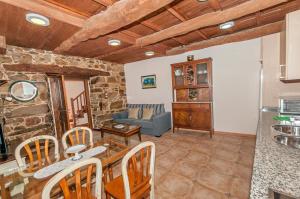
<box><xmin>171</xmin><ymin>58</ymin><xmax>214</xmax><ymax>137</ymax></box>
<box><xmin>280</xmin><ymin>10</ymin><xmax>300</xmax><ymax>82</ymax></box>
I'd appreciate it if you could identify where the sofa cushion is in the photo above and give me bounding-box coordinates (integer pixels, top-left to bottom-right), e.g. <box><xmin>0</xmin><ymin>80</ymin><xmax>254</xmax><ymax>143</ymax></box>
<box><xmin>142</xmin><ymin>108</ymin><xmax>153</xmax><ymax>120</ymax></box>
<box><xmin>128</xmin><ymin>108</ymin><xmax>139</xmax><ymax>119</ymax></box>
<box><xmin>127</xmin><ymin>104</ymin><xmax>165</xmax><ymax>117</ymax></box>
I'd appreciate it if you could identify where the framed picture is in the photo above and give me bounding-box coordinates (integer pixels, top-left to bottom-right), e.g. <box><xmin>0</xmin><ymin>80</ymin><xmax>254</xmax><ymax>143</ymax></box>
<box><xmin>141</xmin><ymin>75</ymin><xmax>156</xmax><ymax>89</ymax></box>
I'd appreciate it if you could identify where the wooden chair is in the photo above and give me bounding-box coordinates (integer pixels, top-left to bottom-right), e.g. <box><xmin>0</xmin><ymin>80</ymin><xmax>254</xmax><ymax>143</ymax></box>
<box><xmin>62</xmin><ymin>127</ymin><xmax>93</xmax><ymax>150</ymax></box>
<box><xmin>15</xmin><ymin>135</ymin><xmax>60</xmax><ymax>177</ymax></box>
<box><xmin>42</xmin><ymin>158</ymin><xmax>102</xmax><ymax>199</ymax></box>
<box><xmin>105</xmin><ymin>141</ymin><xmax>155</xmax><ymax>199</ymax></box>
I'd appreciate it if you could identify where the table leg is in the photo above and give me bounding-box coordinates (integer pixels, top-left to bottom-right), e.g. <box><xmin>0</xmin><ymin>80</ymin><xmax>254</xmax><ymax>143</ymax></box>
<box><xmin>138</xmin><ymin>131</ymin><xmax>142</xmax><ymax>142</ymax></box>
<box><xmin>125</xmin><ymin>137</ymin><xmax>129</xmax><ymax>146</ymax></box>
<box><xmin>101</xmin><ymin>131</ymin><xmax>104</xmax><ymax>138</ymax></box>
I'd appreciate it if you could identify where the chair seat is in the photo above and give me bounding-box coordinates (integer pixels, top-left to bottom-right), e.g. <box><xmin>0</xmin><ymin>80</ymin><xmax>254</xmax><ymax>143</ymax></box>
<box><xmin>105</xmin><ymin>171</ymin><xmax>150</xmax><ymax>199</ymax></box>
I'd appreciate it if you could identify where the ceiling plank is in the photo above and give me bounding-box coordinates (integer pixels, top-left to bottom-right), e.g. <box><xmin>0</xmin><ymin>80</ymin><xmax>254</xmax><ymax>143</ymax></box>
<box><xmin>0</xmin><ymin>0</ymin><xmax>86</xmax><ymax>27</ymax></box>
<box><xmin>55</xmin><ymin>0</ymin><xmax>176</xmax><ymax>53</ymax></box>
<box><xmin>136</xmin><ymin>0</ymin><xmax>288</xmax><ymax>47</ymax></box>
<box><xmin>0</xmin><ymin>36</ymin><xmax>6</xmax><ymax>54</ymax></box>
<box><xmin>167</xmin><ymin>7</ymin><xmax>208</xmax><ymax>39</ymax></box>
<box><xmin>208</xmin><ymin>0</ymin><xmax>222</xmax><ymax>11</ymax></box>
<box><xmin>167</xmin><ymin>21</ymin><xmax>283</xmax><ymax>56</ymax></box>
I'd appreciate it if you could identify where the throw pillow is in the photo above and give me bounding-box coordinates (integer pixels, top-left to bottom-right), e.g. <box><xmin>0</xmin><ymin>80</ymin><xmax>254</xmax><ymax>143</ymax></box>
<box><xmin>128</xmin><ymin>108</ymin><xmax>139</xmax><ymax>119</ymax></box>
<box><xmin>142</xmin><ymin>108</ymin><xmax>154</xmax><ymax>120</ymax></box>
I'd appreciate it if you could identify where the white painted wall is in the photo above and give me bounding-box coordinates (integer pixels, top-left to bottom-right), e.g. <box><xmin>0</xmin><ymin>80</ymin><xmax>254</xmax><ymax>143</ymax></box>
<box><xmin>125</xmin><ymin>39</ymin><xmax>261</xmax><ymax>134</ymax></box>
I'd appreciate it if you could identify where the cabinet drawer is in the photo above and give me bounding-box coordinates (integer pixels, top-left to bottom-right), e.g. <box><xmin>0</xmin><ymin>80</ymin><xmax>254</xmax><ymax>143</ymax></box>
<box><xmin>173</xmin><ymin>103</ymin><xmax>210</xmax><ymax>110</ymax></box>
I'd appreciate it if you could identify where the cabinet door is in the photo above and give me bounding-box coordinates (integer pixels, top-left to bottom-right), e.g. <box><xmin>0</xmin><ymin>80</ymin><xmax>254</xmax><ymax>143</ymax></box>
<box><xmin>196</xmin><ymin>62</ymin><xmax>211</xmax><ymax>86</ymax></box>
<box><xmin>173</xmin><ymin>109</ymin><xmax>191</xmax><ymax>128</ymax></box>
<box><xmin>190</xmin><ymin>104</ymin><xmax>211</xmax><ymax>130</ymax></box>
<box><xmin>185</xmin><ymin>64</ymin><xmax>195</xmax><ymax>86</ymax></box>
<box><xmin>173</xmin><ymin>65</ymin><xmax>185</xmax><ymax>87</ymax></box>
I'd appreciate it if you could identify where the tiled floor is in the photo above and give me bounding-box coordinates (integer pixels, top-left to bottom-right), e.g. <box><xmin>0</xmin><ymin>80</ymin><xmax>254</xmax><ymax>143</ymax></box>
<box><xmin>96</xmin><ymin>130</ymin><xmax>256</xmax><ymax>199</ymax></box>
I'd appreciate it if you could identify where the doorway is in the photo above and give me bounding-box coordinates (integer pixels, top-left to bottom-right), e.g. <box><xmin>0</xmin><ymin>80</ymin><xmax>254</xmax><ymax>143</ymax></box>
<box><xmin>48</xmin><ymin>75</ymin><xmax>92</xmax><ymax>139</ymax></box>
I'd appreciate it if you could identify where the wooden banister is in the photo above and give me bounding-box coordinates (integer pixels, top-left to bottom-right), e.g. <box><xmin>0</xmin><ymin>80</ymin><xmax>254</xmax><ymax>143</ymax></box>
<box><xmin>71</xmin><ymin>91</ymin><xmax>87</xmax><ymax>127</ymax></box>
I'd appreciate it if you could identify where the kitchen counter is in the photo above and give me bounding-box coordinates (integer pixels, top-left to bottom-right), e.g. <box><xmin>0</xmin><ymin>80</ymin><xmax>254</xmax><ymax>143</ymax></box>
<box><xmin>250</xmin><ymin>112</ymin><xmax>300</xmax><ymax>198</ymax></box>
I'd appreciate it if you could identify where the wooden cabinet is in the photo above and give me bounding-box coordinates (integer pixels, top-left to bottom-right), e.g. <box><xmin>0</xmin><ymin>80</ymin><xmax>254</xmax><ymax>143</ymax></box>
<box><xmin>280</xmin><ymin>10</ymin><xmax>300</xmax><ymax>82</ymax></box>
<box><xmin>171</xmin><ymin>58</ymin><xmax>214</xmax><ymax>137</ymax></box>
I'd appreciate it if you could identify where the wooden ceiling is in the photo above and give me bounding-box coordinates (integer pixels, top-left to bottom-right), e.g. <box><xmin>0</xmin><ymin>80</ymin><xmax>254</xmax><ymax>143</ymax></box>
<box><xmin>0</xmin><ymin>0</ymin><xmax>299</xmax><ymax>64</ymax></box>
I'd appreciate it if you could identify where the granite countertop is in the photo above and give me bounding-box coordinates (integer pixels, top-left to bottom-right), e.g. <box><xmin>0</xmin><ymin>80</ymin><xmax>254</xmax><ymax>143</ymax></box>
<box><xmin>250</xmin><ymin>112</ymin><xmax>300</xmax><ymax>198</ymax></box>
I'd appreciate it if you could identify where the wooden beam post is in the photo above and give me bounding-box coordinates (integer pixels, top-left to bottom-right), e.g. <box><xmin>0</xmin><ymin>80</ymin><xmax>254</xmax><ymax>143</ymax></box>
<box><xmin>136</xmin><ymin>0</ymin><xmax>288</xmax><ymax>47</ymax></box>
<box><xmin>167</xmin><ymin>21</ymin><xmax>283</xmax><ymax>55</ymax></box>
<box><xmin>55</xmin><ymin>0</ymin><xmax>176</xmax><ymax>53</ymax></box>
<box><xmin>0</xmin><ymin>36</ymin><xmax>6</xmax><ymax>54</ymax></box>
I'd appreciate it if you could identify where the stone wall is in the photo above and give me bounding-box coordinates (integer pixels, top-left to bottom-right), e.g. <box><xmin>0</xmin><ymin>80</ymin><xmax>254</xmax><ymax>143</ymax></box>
<box><xmin>0</xmin><ymin>45</ymin><xmax>126</xmax><ymax>146</ymax></box>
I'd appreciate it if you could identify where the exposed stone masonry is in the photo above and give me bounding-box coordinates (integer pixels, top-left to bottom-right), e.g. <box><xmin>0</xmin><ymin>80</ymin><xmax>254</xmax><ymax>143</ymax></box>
<box><xmin>0</xmin><ymin>45</ymin><xmax>126</xmax><ymax>146</ymax></box>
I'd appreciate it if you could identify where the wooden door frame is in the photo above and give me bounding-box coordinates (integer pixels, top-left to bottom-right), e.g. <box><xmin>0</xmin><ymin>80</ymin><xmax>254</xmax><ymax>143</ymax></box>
<box><xmin>63</xmin><ymin>76</ymin><xmax>93</xmax><ymax>129</ymax></box>
<box><xmin>48</xmin><ymin>74</ymin><xmax>93</xmax><ymax>136</ymax></box>
<box><xmin>47</xmin><ymin>75</ymin><xmax>69</xmax><ymax>139</ymax></box>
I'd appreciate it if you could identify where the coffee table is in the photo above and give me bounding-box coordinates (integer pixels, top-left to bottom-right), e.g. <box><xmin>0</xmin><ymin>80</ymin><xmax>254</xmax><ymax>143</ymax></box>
<box><xmin>99</xmin><ymin>122</ymin><xmax>142</xmax><ymax>145</ymax></box>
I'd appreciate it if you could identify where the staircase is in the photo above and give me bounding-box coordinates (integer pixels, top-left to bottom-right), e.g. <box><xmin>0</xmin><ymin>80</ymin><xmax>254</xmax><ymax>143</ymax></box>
<box><xmin>71</xmin><ymin>91</ymin><xmax>88</xmax><ymax>127</ymax></box>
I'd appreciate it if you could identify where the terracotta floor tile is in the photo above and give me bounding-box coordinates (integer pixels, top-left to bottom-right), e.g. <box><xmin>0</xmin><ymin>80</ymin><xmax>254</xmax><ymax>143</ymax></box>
<box><xmin>196</xmin><ymin>167</ymin><xmax>234</xmax><ymax>194</ymax></box>
<box><xmin>233</xmin><ymin>163</ymin><xmax>253</xmax><ymax>181</ymax></box>
<box><xmin>237</xmin><ymin>151</ymin><xmax>254</xmax><ymax>168</ymax></box>
<box><xmin>208</xmin><ymin>158</ymin><xmax>236</xmax><ymax>176</ymax></box>
<box><xmin>163</xmin><ymin>147</ymin><xmax>190</xmax><ymax>161</ymax></box>
<box><xmin>160</xmin><ymin>173</ymin><xmax>194</xmax><ymax>197</ymax></box>
<box><xmin>229</xmin><ymin>177</ymin><xmax>251</xmax><ymax>199</ymax></box>
<box><xmin>156</xmin><ymin>153</ymin><xmax>177</xmax><ymax>169</ymax></box>
<box><xmin>215</xmin><ymin>142</ymin><xmax>241</xmax><ymax>153</ymax></box>
<box><xmin>173</xmin><ymin>160</ymin><xmax>206</xmax><ymax>180</ymax></box>
<box><xmin>186</xmin><ymin>151</ymin><xmax>210</xmax><ymax>165</ymax></box>
<box><xmin>109</xmin><ymin>130</ymin><xmax>255</xmax><ymax>198</ymax></box>
<box><xmin>187</xmin><ymin>183</ymin><xmax>229</xmax><ymax>199</ymax></box>
<box><xmin>213</xmin><ymin>148</ymin><xmax>240</xmax><ymax>162</ymax></box>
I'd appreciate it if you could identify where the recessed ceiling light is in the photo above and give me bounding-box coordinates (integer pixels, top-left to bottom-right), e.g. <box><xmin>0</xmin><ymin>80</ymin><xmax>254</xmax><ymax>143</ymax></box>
<box><xmin>145</xmin><ymin>51</ymin><xmax>155</xmax><ymax>56</ymax></box>
<box><xmin>108</xmin><ymin>39</ymin><xmax>121</xmax><ymax>46</ymax></box>
<box><xmin>219</xmin><ymin>21</ymin><xmax>235</xmax><ymax>30</ymax></box>
<box><xmin>197</xmin><ymin>0</ymin><xmax>208</xmax><ymax>2</ymax></box>
<box><xmin>26</xmin><ymin>13</ymin><xmax>50</xmax><ymax>26</ymax></box>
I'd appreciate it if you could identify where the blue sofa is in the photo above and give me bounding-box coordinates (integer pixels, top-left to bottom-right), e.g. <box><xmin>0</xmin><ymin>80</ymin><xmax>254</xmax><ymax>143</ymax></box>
<box><xmin>112</xmin><ymin>104</ymin><xmax>171</xmax><ymax>136</ymax></box>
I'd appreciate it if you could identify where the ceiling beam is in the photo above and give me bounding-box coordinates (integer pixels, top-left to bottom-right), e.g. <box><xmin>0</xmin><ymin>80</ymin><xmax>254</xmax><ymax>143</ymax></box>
<box><xmin>0</xmin><ymin>0</ymin><xmax>86</xmax><ymax>27</ymax></box>
<box><xmin>141</xmin><ymin>21</ymin><xmax>187</xmax><ymax>45</ymax></box>
<box><xmin>92</xmin><ymin>0</ymin><xmax>116</xmax><ymax>7</ymax></box>
<box><xmin>208</xmin><ymin>0</ymin><xmax>222</xmax><ymax>11</ymax></box>
<box><xmin>0</xmin><ymin>36</ymin><xmax>6</xmax><ymax>54</ymax></box>
<box><xmin>167</xmin><ymin>7</ymin><xmax>208</xmax><ymax>39</ymax></box>
<box><xmin>167</xmin><ymin>21</ymin><xmax>283</xmax><ymax>56</ymax></box>
<box><xmin>3</xmin><ymin>64</ymin><xmax>110</xmax><ymax>76</ymax></box>
<box><xmin>55</xmin><ymin>0</ymin><xmax>176</xmax><ymax>53</ymax></box>
<box><xmin>136</xmin><ymin>0</ymin><xmax>288</xmax><ymax>47</ymax></box>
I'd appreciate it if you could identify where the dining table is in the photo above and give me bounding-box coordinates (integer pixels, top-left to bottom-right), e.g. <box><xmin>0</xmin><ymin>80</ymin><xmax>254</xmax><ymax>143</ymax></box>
<box><xmin>6</xmin><ymin>138</ymin><xmax>129</xmax><ymax>199</ymax></box>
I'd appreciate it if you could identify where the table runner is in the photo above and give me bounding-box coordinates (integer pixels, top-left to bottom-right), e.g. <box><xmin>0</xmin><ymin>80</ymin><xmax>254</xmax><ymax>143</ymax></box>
<box><xmin>33</xmin><ymin>146</ymin><xmax>106</xmax><ymax>179</ymax></box>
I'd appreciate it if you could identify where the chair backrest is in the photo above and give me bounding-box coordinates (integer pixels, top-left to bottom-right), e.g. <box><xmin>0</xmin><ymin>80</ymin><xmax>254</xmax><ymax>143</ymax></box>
<box><xmin>15</xmin><ymin>135</ymin><xmax>59</xmax><ymax>177</ymax></box>
<box><xmin>62</xmin><ymin>127</ymin><xmax>93</xmax><ymax>150</ymax></box>
<box><xmin>122</xmin><ymin>141</ymin><xmax>155</xmax><ymax>199</ymax></box>
<box><xmin>42</xmin><ymin>158</ymin><xmax>102</xmax><ymax>199</ymax></box>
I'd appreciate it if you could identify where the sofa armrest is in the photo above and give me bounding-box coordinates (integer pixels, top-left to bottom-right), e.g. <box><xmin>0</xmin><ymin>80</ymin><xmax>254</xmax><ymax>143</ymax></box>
<box><xmin>153</xmin><ymin>112</ymin><xmax>171</xmax><ymax>131</ymax></box>
<box><xmin>112</xmin><ymin>111</ymin><xmax>128</xmax><ymax>120</ymax></box>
